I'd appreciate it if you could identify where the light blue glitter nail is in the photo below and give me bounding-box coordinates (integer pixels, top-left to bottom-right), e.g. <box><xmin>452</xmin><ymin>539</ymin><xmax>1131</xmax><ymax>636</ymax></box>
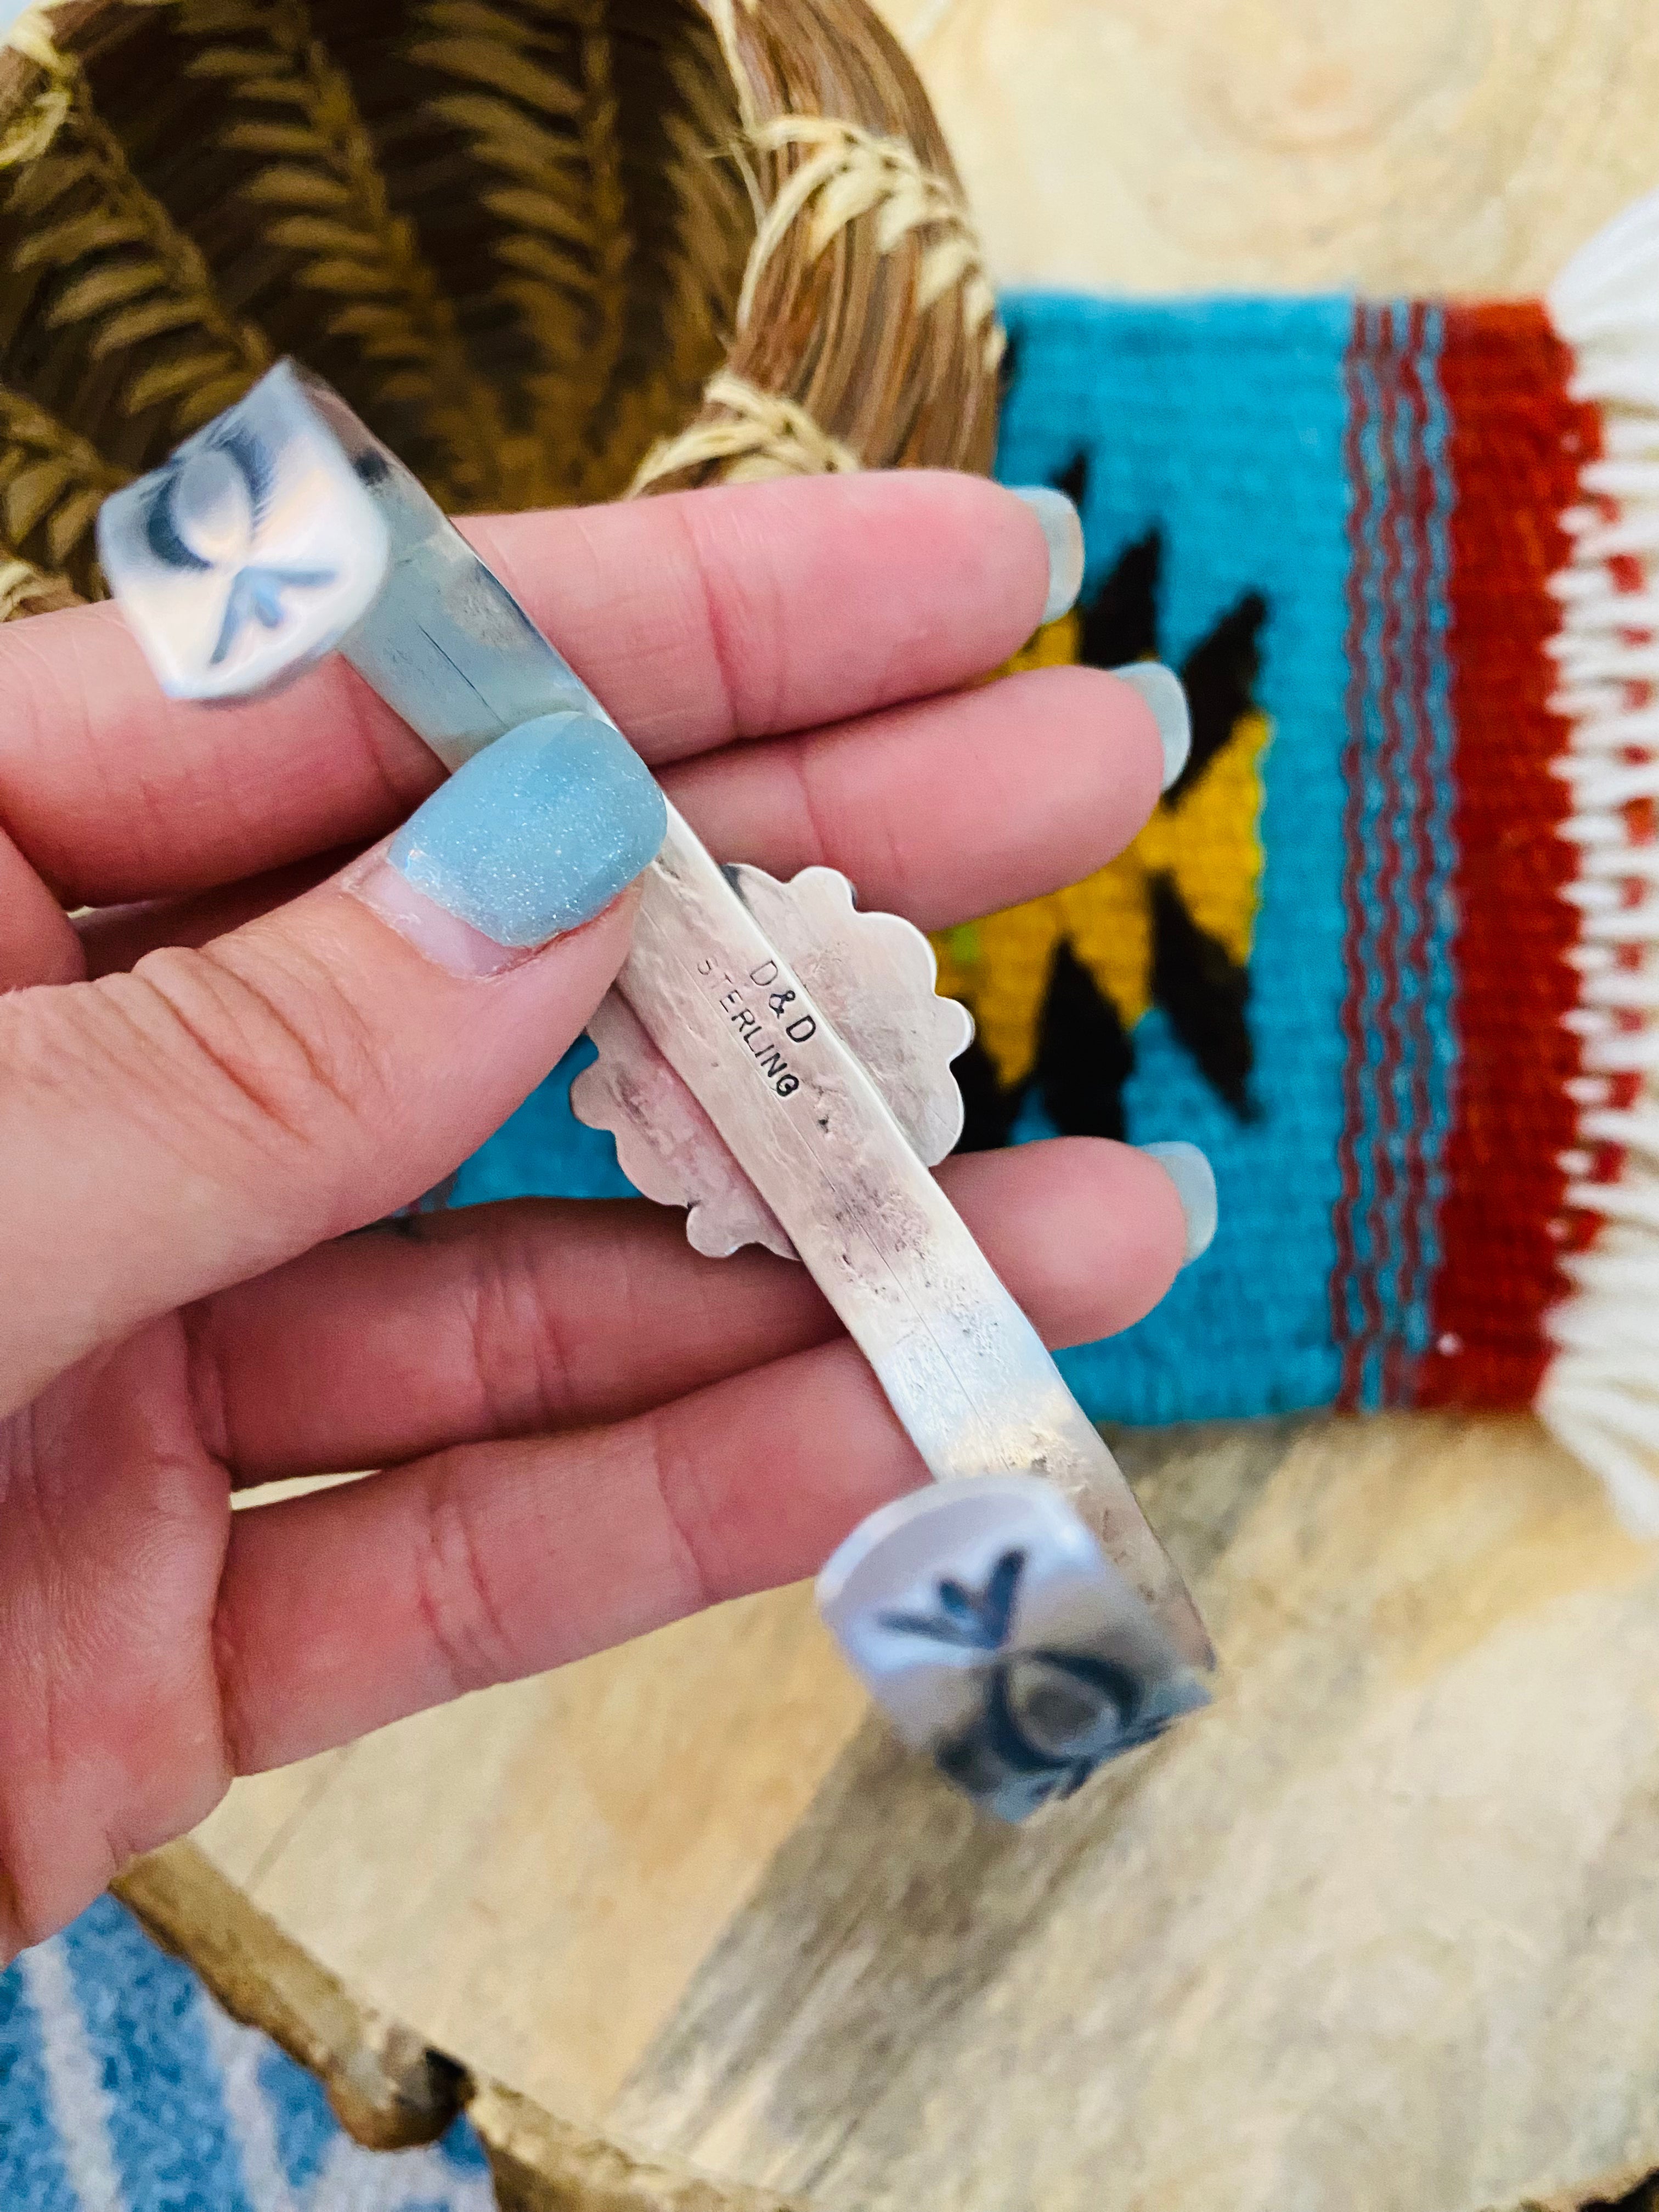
<box><xmin>1008</xmin><ymin>485</ymin><xmax>1085</xmax><ymax>624</ymax></box>
<box><xmin>388</xmin><ymin>710</ymin><xmax>667</xmax><ymax>946</ymax></box>
<box><xmin>1140</xmin><ymin>1140</ymin><xmax>1219</xmax><ymax>1265</ymax></box>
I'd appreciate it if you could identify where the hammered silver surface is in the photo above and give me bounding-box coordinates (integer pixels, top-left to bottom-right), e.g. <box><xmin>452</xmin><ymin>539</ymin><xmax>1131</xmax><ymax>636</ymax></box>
<box><xmin>573</xmin><ymin>862</ymin><xmax>973</xmax><ymax>1260</ymax></box>
<box><xmin>572</xmin><ymin>994</ymin><xmax>795</xmax><ymax>1260</ymax></box>
<box><xmin>731</xmin><ymin>864</ymin><xmax>973</xmax><ymax>1167</ymax></box>
<box><xmin>612</xmin><ymin>809</ymin><xmax>1212</xmax><ymax>1670</ymax></box>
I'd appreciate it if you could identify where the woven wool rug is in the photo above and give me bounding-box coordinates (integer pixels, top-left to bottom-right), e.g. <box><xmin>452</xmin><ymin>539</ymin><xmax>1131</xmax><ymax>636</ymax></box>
<box><xmin>459</xmin><ymin>189</ymin><xmax>1659</xmax><ymax>1530</ymax></box>
<box><xmin>0</xmin><ymin>1898</ymin><xmax>495</xmax><ymax>2211</ymax></box>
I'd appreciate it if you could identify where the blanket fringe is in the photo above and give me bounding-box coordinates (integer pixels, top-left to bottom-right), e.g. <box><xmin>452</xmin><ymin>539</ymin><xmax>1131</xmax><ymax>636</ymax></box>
<box><xmin>1539</xmin><ymin>187</ymin><xmax>1659</xmax><ymax>1533</ymax></box>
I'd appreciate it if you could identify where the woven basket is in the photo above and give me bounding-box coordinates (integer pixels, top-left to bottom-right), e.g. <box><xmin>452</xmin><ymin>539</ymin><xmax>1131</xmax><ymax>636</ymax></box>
<box><xmin>0</xmin><ymin>0</ymin><xmax>1001</xmax><ymax>623</ymax></box>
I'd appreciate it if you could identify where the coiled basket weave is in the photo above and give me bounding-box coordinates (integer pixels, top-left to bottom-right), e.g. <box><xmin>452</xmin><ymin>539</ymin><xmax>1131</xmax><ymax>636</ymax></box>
<box><xmin>0</xmin><ymin>0</ymin><xmax>1002</xmax><ymax>620</ymax></box>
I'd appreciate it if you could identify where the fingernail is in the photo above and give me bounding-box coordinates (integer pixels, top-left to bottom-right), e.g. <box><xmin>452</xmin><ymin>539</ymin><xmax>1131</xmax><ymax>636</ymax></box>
<box><xmin>371</xmin><ymin>710</ymin><xmax>665</xmax><ymax>969</ymax></box>
<box><xmin>347</xmin><ymin>850</ymin><xmax>529</xmax><ymax>977</ymax></box>
<box><xmin>1110</xmin><ymin>662</ymin><xmax>1192</xmax><ymax>792</ymax></box>
<box><xmin>1009</xmin><ymin>486</ymin><xmax>1085</xmax><ymax>625</ymax></box>
<box><xmin>1140</xmin><ymin>1141</ymin><xmax>1218</xmax><ymax>1265</ymax></box>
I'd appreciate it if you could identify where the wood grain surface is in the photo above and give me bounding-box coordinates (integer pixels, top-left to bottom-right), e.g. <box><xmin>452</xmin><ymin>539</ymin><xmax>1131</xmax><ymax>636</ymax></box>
<box><xmin>198</xmin><ymin>1581</ymin><xmax>867</xmax><ymax>2125</ymax></box>
<box><xmin>190</xmin><ymin>5</ymin><xmax>1659</xmax><ymax>2204</ymax></box>
<box><xmin>617</xmin><ymin>1417</ymin><xmax>1659</xmax><ymax>2211</ymax></box>
<box><xmin>883</xmin><ymin>0</ymin><xmax>1659</xmax><ymax>297</ymax></box>
<box><xmin>113</xmin><ymin>1840</ymin><xmax>809</xmax><ymax>2210</ymax></box>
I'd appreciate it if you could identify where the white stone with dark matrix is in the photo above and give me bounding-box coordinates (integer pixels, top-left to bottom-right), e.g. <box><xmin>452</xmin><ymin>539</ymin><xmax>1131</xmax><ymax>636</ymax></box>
<box><xmin>819</xmin><ymin>1476</ymin><xmax>1210</xmax><ymax>1822</ymax></box>
<box><xmin>97</xmin><ymin>361</ymin><xmax>390</xmax><ymax>701</ymax></box>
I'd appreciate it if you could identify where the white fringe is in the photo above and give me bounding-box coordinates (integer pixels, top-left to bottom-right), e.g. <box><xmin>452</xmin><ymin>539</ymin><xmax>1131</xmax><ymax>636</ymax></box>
<box><xmin>1539</xmin><ymin>187</ymin><xmax>1659</xmax><ymax>1536</ymax></box>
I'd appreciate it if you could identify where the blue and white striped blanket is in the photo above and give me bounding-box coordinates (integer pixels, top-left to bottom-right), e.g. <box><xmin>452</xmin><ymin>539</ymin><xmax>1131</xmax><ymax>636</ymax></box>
<box><xmin>1</xmin><ymin>1897</ymin><xmax>496</xmax><ymax>2211</ymax></box>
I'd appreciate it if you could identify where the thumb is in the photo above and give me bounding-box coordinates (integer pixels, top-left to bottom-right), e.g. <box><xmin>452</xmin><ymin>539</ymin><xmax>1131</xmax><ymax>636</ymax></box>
<box><xmin>0</xmin><ymin>711</ymin><xmax>663</xmax><ymax>1415</ymax></box>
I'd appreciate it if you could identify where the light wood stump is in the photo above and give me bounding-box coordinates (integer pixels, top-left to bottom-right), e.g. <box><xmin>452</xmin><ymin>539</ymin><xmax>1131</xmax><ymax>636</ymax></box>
<box><xmin>161</xmin><ymin>6</ymin><xmax>1659</xmax><ymax>2206</ymax></box>
<box><xmin>884</xmin><ymin>0</ymin><xmax>1659</xmax><ymax>298</ymax></box>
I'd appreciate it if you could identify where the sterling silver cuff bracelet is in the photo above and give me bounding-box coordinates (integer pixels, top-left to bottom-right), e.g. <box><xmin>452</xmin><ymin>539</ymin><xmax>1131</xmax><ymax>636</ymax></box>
<box><xmin>99</xmin><ymin>361</ymin><xmax>1214</xmax><ymax>1822</ymax></box>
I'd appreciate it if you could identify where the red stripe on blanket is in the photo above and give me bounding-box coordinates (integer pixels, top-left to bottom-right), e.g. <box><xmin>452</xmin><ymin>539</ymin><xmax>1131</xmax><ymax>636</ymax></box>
<box><xmin>1417</xmin><ymin>303</ymin><xmax>1593</xmax><ymax>1409</ymax></box>
<box><xmin>1331</xmin><ymin>307</ymin><xmax>1376</xmax><ymax>1408</ymax></box>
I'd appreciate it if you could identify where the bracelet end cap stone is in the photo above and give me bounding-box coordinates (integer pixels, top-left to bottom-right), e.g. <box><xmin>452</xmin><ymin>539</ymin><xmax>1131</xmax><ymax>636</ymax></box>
<box><xmin>818</xmin><ymin>1475</ymin><xmax>1212</xmax><ymax>1824</ymax></box>
<box><xmin>97</xmin><ymin>359</ymin><xmax>390</xmax><ymax>703</ymax></box>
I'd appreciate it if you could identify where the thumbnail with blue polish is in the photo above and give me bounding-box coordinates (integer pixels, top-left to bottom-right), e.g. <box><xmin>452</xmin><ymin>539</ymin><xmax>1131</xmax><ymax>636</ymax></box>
<box><xmin>390</xmin><ymin>708</ymin><xmax>667</xmax><ymax>945</ymax></box>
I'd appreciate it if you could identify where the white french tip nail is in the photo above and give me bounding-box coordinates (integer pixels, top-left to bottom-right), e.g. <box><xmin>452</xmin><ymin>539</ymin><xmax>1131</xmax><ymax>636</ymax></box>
<box><xmin>1009</xmin><ymin>485</ymin><xmax>1085</xmax><ymax>626</ymax></box>
<box><xmin>1140</xmin><ymin>1141</ymin><xmax>1218</xmax><ymax>1265</ymax></box>
<box><xmin>1110</xmin><ymin>662</ymin><xmax>1192</xmax><ymax>792</ymax></box>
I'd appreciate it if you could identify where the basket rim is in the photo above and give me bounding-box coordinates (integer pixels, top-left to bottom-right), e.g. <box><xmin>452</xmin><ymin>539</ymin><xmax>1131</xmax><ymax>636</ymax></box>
<box><xmin>0</xmin><ymin>0</ymin><xmax>1000</xmax><ymax>617</ymax></box>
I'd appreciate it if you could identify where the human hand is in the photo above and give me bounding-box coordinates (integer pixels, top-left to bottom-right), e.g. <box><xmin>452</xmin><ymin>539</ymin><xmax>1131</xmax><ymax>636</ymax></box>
<box><xmin>0</xmin><ymin>471</ymin><xmax>1192</xmax><ymax>1955</ymax></box>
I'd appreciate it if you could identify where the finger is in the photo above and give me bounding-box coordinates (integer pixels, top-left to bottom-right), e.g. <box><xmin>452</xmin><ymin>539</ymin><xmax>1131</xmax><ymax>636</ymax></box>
<box><xmin>218</xmin><ymin>1249</ymin><xmax>1156</xmax><ymax>1772</ymax></box>
<box><xmin>666</xmin><ymin>664</ymin><xmax>1160</xmax><ymax>933</ymax></box>
<box><xmin>75</xmin><ymin>848</ymin><xmax>360</xmax><ymax>978</ymax></box>
<box><xmin>0</xmin><ymin>819</ymin><xmax>80</xmax><ymax>989</ymax></box>
<box><xmin>75</xmin><ymin>663</ymin><xmax>1163</xmax><ymax>974</ymax></box>
<box><xmin>0</xmin><ymin>716</ymin><xmax>668</xmax><ymax>1413</ymax></box>
<box><xmin>196</xmin><ymin>1139</ymin><xmax>1186</xmax><ymax>1486</ymax></box>
<box><xmin>0</xmin><ymin>472</ymin><xmax>1056</xmax><ymax>905</ymax></box>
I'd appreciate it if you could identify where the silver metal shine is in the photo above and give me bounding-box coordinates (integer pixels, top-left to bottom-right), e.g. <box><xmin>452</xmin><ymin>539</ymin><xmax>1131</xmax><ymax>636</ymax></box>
<box><xmin>616</xmin><ymin>819</ymin><xmax>1211</xmax><ymax>1666</ymax></box>
<box><xmin>97</xmin><ymin>364</ymin><xmax>1216</xmax><ymax>1804</ymax></box>
<box><xmin>570</xmin><ymin>862</ymin><xmax>974</xmax><ymax>1261</ymax></box>
<box><xmin>311</xmin><ymin>392</ymin><xmax>1210</xmax><ymax>1667</ymax></box>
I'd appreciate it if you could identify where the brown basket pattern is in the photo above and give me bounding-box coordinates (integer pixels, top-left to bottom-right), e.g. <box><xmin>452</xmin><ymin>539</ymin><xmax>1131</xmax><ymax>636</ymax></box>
<box><xmin>0</xmin><ymin>0</ymin><xmax>1001</xmax><ymax>622</ymax></box>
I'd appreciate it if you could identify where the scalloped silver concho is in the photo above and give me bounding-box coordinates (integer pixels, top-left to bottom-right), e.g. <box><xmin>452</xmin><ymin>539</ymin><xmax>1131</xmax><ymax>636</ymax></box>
<box><xmin>572</xmin><ymin>864</ymin><xmax>972</xmax><ymax>1261</ymax></box>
